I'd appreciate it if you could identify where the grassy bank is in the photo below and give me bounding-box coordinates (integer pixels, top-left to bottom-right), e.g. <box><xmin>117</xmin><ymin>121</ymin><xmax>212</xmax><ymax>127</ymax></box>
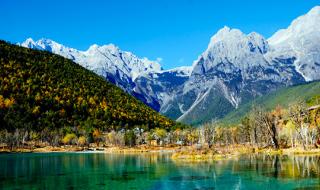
<box><xmin>171</xmin><ymin>145</ymin><xmax>320</xmax><ymax>161</ymax></box>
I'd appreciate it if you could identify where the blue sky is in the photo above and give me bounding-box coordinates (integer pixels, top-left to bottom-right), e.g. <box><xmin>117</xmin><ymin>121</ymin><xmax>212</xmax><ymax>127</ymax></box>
<box><xmin>1</xmin><ymin>0</ymin><xmax>319</xmax><ymax>69</ymax></box>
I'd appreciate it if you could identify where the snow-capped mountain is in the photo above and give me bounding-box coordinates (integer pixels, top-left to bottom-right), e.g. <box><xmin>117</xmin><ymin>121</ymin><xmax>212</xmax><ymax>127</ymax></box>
<box><xmin>19</xmin><ymin>6</ymin><xmax>320</xmax><ymax>125</ymax></box>
<box><xmin>268</xmin><ymin>6</ymin><xmax>320</xmax><ymax>81</ymax></box>
<box><xmin>161</xmin><ymin>27</ymin><xmax>305</xmax><ymax>124</ymax></box>
<box><xmin>161</xmin><ymin>6</ymin><xmax>320</xmax><ymax>124</ymax></box>
<box><xmin>20</xmin><ymin>38</ymin><xmax>161</xmax><ymax>81</ymax></box>
<box><xmin>19</xmin><ymin>38</ymin><xmax>187</xmax><ymax>110</ymax></box>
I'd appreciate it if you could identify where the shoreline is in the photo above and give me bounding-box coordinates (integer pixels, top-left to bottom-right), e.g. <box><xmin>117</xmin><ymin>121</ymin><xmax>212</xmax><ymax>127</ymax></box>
<box><xmin>171</xmin><ymin>145</ymin><xmax>320</xmax><ymax>161</ymax></box>
<box><xmin>0</xmin><ymin>145</ymin><xmax>180</xmax><ymax>154</ymax></box>
<box><xmin>2</xmin><ymin>145</ymin><xmax>320</xmax><ymax>160</ymax></box>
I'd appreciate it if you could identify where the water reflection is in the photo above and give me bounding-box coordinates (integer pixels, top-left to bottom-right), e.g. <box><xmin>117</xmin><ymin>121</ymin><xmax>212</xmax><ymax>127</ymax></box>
<box><xmin>236</xmin><ymin>154</ymin><xmax>320</xmax><ymax>179</ymax></box>
<box><xmin>0</xmin><ymin>153</ymin><xmax>320</xmax><ymax>190</ymax></box>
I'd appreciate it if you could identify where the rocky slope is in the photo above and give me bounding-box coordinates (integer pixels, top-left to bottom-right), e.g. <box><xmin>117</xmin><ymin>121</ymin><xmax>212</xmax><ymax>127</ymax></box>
<box><xmin>162</xmin><ymin>6</ymin><xmax>320</xmax><ymax>124</ymax></box>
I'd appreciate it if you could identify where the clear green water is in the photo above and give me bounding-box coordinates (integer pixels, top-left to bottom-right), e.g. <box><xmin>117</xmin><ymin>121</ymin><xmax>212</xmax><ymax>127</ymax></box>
<box><xmin>0</xmin><ymin>153</ymin><xmax>320</xmax><ymax>190</ymax></box>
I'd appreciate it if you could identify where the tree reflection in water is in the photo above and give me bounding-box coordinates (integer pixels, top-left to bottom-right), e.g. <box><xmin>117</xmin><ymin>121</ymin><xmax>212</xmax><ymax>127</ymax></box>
<box><xmin>229</xmin><ymin>154</ymin><xmax>320</xmax><ymax>179</ymax></box>
<box><xmin>1</xmin><ymin>153</ymin><xmax>320</xmax><ymax>190</ymax></box>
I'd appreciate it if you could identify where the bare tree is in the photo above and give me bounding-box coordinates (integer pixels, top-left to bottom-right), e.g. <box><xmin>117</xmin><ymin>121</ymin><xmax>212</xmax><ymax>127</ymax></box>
<box><xmin>288</xmin><ymin>102</ymin><xmax>309</xmax><ymax>150</ymax></box>
<box><xmin>201</xmin><ymin>121</ymin><xmax>216</xmax><ymax>148</ymax></box>
<box><xmin>255</xmin><ymin>107</ymin><xmax>280</xmax><ymax>149</ymax></box>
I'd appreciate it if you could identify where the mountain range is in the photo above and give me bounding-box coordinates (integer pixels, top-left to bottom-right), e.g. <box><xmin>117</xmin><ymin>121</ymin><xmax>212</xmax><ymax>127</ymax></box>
<box><xmin>20</xmin><ymin>6</ymin><xmax>320</xmax><ymax>125</ymax></box>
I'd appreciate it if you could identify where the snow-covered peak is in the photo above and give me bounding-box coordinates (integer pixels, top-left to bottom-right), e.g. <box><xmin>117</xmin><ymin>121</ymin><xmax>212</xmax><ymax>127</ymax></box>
<box><xmin>36</xmin><ymin>38</ymin><xmax>66</xmax><ymax>52</ymax></box>
<box><xmin>208</xmin><ymin>27</ymin><xmax>269</xmax><ymax>53</ymax></box>
<box><xmin>87</xmin><ymin>44</ymin><xmax>99</xmax><ymax>51</ymax></box>
<box><xmin>20</xmin><ymin>38</ymin><xmax>36</xmax><ymax>48</ymax></box>
<box><xmin>95</xmin><ymin>43</ymin><xmax>119</xmax><ymax>52</ymax></box>
<box><xmin>206</xmin><ymin>26</ymin><xmax>269</xmax><ymax>57</ymax></box>
<box><xmin>309</xmin><ymin>5</ymin><xmax>320</xmax><ymax>14</ymax></box>
<box><xmin>85</xmin><ymin>43</ymin><xmax>121</xmax><ymax>57</ymax></box>
<box><xmin>103</xmin><ymin>43</ymin><xmax>118</xmax><ymax>50</ymax></box>
<box><xmin>191</xmin><ymin>27</ymin><xmax>269</xmax><ymax>75</ymax></box>
<box><xmin>267</xmin><ymin>6</ymin><xmax>320</xmax><ymax>81</ymax></box>
<box><xmin>20</xmin><ymin>38</ymin><xmax>162</xmax><ymax>81</ymax></box>
<box><xmin>268</xmin><ymin>6</ymin><xmax>320</xmax><ymax>46</ymax></box>
<box><xmin>208</xmin><ymin>26</ymin><xmax>245</xmax><ymax>47</ymax></box>
<box><xmin>248</xmin><ymin>32</ymin><xmax>269</xmax><ymax>54</ymax></box>
<box><xmin>20</xmin><ymin>38</ymin><xmax>80</xmax><ymax>54</ymax></box>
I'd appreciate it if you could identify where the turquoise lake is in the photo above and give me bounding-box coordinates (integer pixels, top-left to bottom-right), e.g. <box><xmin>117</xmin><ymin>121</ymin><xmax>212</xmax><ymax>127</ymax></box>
<box><xmin>0</xmin><ymin>152</ymin><xmax>320</xmax><ymax>190</ymax></box>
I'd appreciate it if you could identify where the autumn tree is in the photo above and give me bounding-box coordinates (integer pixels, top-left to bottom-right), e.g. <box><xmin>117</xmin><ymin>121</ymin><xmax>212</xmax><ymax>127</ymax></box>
<box><xmin>288</xmin><ymin>102</ymin><xmax>309</xmax><ymax>150</ymax></box>
<box><xmin>200</xmin><ymin>122</ymin><xmax>215</xmax><ymax>148</ymax></box>
<box><xmin>124</xmin><ymin>130</ymin><xmax>136</xmax><ymax>147</ymax></box>
<box><xmin>154</xmin><ymin>128</ymin><xmax>167</xmax><ymax>145</ymax></box>
<box><xmin>255</xmin><ymin>107</ymin><xmax>280</xmax><ymax>149</ymax></box>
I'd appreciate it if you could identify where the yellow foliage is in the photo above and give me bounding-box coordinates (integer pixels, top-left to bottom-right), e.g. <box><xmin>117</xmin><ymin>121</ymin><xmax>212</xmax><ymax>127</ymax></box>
<box><xmin>77</xmin><ymin>96</ymin><xmax>83</xmax><ymax>104</ymax></box>
<box><xmin>316</xmin><ymin>116</ymin><xmax>320</xmax><ymax>127</ymax></box>
<box><xmin>100</xmin><ymin>100</ymin><xmax>108</xmax><ymax>111</ymax></box>
<box><xmin>0</xmin><ymin>95</ymin><xmax>4</xmax><ymax>109</ymax></box>
<box><xmin>62</xmin><ymin>133</ymin><xmax>77</xmax><ymax>145</ymax></box>
<box><xmin>279</xmin><ymin>120</ymin><xmax>296</xmax><ymax>139</ymax></box>
<box><xmin>32</xmin><ymin>106</ymin><xmax>40</xmax><ymax>115</ymax></box>
<box><xmin>89</xmin><ymin>97</ymin><xmax>96</xmax><ymax>106</ymax></box>
<box><xmin>54</xmin><ymin>95</ymin><xmax>60</xmax><ymax>102</ymax></box>
<box><xmin>154</xmin><ymin>128</ymin><xmax>167</xmax><ymax>139</ymax></box>
<box><xmin>230</xmin><ymin>127</ymin><xmax>239</xmax><ymax>137</ymax></box>
<box><xmin>285</xmin><ymin>120</ymin><xmax>295</xmax><ymax>130</ymax></box>
<box><xmin>93</xmin><ymin>128</ymin><xmax>101</xmax><ymax>139</ymax></box>
<box><xmin>3</xmin><ymin>97</ymin><xmax>15</xmax><ymax>108</ymax></box>
<box><xmin>77</xmin><ymin>136</ymin><xmax>87</xmax><ymax>146</ymax></box>
<box><xmin>35</xmin><ymin>93</ymin><xmax>41</xmax><ymax>102</ymax></box>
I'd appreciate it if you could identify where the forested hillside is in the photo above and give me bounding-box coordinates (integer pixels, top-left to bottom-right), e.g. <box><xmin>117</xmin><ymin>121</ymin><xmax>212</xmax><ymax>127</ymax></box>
<box><xmin>0</xmin><ymin>41</ymin><xmax>182</xmax><ymax>134</ymax></box>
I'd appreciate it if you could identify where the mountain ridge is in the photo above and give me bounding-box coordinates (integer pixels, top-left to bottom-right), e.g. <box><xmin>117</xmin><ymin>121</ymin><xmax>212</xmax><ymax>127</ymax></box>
<box><xmin>163</xmin><ymin>5</ymin><xmax>320</xmax><ymax>125</ymax></box>
<box><xmin>19</xmin><ymin>5</ymin><xmax>320</xmax><ymax>125</ymax></box>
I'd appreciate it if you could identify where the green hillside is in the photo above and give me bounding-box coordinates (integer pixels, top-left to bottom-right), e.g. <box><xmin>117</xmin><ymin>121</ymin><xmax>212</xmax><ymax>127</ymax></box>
<box><xmin>0</xmin><ymin>41</ymin><xmax>181</xmax><ymax>133</ymax></box>
<box><xmin>219</xmin><ymin>81</ymin><xmax>320</xmax><ymax>125</ymax></box>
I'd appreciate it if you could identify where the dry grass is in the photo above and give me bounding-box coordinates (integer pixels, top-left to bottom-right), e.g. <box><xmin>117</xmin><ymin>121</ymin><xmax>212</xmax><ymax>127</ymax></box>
<box><xmin>171</xmin><ymin>145</ymin><xmax>320</xmax><ymax>161</ymax></box>
<box><xmin>171</xmin><ymin>144</ymin><xmax>254</xmax><ymax>161</ymax></box>
<box><xmin>282</xmin><ymin>147</ymin><xmax>320</xmax><ymax>155</ymax></box>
